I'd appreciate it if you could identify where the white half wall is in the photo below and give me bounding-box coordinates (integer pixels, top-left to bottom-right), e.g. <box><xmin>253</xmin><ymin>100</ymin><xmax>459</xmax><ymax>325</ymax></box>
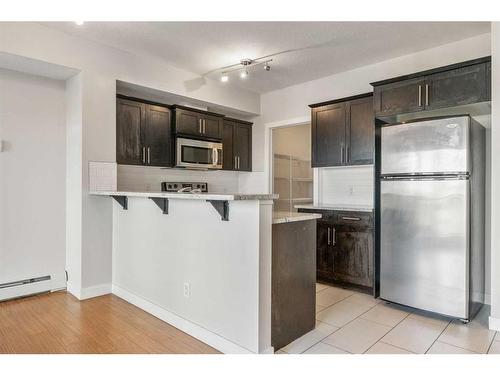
<box><xmin>110</xmin><ymin>197</ymin><xmax>272</xmax><ymax>353</ymax></box>
<box><xmin>0</xmin><ymin>68</ymin><xmax>66</xmax><ymax>295</ymax></box>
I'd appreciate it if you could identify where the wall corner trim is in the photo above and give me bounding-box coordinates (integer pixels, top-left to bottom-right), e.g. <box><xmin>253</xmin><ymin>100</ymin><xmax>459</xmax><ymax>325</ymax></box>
<box><xmin>111</xmin><ymin>284</ymin><xmax>255</xmax><ymax>354</ymax></box>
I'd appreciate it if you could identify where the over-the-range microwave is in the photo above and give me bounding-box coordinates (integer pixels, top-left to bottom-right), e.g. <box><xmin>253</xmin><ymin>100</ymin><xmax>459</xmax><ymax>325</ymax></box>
<box><xmin>175</xmin><ymin>137</ymin><xmax>223</xmax><ymax>170</ymax></box>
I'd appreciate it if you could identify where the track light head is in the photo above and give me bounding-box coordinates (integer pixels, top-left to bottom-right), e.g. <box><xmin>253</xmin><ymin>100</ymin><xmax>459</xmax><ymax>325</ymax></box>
<box><xmin>220</xmin><ymin>73</ymin><xmax>229</xmax><ymax>82</ymax></box>
<box><xmin>240</xmin><ymin>70</ymin><xmax>249</xmax><ymax>79</ymax></box>
<box><xmin>264</xmin><ymin>62</ymin><xmax>271</xmax><ymax>71</ymax></box>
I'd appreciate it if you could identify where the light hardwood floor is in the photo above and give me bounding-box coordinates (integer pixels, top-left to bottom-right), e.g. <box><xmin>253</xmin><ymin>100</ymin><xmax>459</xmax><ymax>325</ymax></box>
<box><xmin>0</xmin><ymin>291</ymin><xmax>219</xmax><ymax>354</ymax></box>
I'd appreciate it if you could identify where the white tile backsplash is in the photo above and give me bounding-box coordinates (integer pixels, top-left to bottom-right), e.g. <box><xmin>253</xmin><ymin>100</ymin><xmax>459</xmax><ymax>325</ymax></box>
<box><xmin>117</xmin><ymin>165</ymin><xmax>240</xmax><ymax>193</ymax></box>
<box><xmin>317</xmin><ymin>165</ymin><xmax>374</xmax><ymax>207</ymax></box>
<box><xmin>89</xmin><ymin>161</ymin><xmax>117</xmax><ymax>191</ymax></box>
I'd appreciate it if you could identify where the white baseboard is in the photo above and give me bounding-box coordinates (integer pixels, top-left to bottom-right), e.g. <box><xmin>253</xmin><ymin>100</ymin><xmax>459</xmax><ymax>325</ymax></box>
<box><xmin>80</xmin><ymin>283</ymin><xmax>112</xmax><ymax>300</ymax></box>
<box><xmin>261</xmin><ymin>346</ymin><xmax>275</xmax><ymax>354</ymax></box>
<box><xmin>112</xmin><ymin>284</ymin><xmax>255</xmax><ymax>354</ymax></box>
<box><xmin>489</xmin><ymin>316</ymin><xmax>500</xmax><ymax>332</ymax></box>
<box><xmin>67</xmin><ymin>283</ymin><xmax>111</xmax><ymax>300</ymax></box>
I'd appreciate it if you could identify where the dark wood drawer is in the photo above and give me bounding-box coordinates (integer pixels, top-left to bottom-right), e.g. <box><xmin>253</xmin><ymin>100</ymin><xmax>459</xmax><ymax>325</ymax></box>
<box><xmin>334</xmin><ymin>211</ymin><xmax>373</xmax><ymax>227</ymax></box>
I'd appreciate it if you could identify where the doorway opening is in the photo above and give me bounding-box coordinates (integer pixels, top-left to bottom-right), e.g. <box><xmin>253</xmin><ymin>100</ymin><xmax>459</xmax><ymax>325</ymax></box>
<box><xmin>271</xmin><ymin>124</ymin><xmax>313</xmax><ymax>213</ymax></box>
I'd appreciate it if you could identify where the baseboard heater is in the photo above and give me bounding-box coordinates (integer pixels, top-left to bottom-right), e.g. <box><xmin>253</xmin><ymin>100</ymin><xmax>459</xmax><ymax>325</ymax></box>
<box><xmin>0</xmin><ymin>275</ymin><xmax>52</xmax><ymax>301</ymax></box>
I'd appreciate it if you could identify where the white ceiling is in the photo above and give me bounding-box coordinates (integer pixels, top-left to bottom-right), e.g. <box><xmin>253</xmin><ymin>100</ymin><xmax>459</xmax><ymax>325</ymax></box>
<box><xmin>42</xmin><ymin>22</ymin><xmax>490</xmax><ymax>94</ymax></box>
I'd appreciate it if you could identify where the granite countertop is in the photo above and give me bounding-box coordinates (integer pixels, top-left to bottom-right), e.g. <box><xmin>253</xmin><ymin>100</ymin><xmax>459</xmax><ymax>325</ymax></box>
<box><xmin>272</xmin><ymin>211</ymin><xmax>322</xmax><ymax>224</ymax></box>
<box><xmin>89</xmin><ymin>190</ymin><xmax>278</xmax><ymax>201</ymax></box>
<box><xmin>294</xmin><ymin>203</ymin><xmax>374</xmax><ymax>213</ymax></box>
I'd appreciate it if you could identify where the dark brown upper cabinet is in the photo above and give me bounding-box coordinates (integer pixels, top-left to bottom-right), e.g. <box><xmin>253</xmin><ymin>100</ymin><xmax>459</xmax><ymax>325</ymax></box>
<box><xmin>347</xmin><ymin>96</ymin><xmax>375</xmax><ymax>165</ymax></box>
<box><xmin>311</xmin><ymin>102</ymin><xmax>345</xmax><ymax>167</ymax></box>
<box><xmin>173</xmin><ymin>106</ymin><xmax>223</xmax><ymax>140</ymax></box>
<box><xmin>116</xmin><ymin>96</ymin><xmax>173</xmax><ymax>167</ymax></box>
<box><xmin>373</xmin><ymin>77</ymin><xmax>426</xmax><ymax>117</ymax></box>
<box><xmin>117</xmin><ymin>98</ymin><xmax>144</xmax><ymax>165</ymax></box>
<box><xmin>372</xmin><ymin>56</ymin><xmax>491</xmax><ymax>118</ymax></box>
<box><xmin>144</xmin><ymin>104</ymin><xmax>173</xmax><ymax>166</ymax></box>
<box><xmin>425</xmin><ymin>63</ymin><xmax>488</xmax><ymax>110</ymax></box>
<box><xmin>222</xmin><ymin>118</ymin><xmax>252</xmax><ymax>172</ymax></box>
<box><xmin>310</xmin><ymin>93</ymin><xmax>374</xmax><ymax>168</ymax></box>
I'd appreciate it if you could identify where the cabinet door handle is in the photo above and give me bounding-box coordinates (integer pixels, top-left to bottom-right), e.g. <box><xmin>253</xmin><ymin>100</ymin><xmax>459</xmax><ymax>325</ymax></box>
<box><xmin>327</xmin><ymin>227</ymin><xmax>331</xmax><ymax>245</ymax></box>
<box><xmin>346</xmin><ymin>145</ymin><xmax>350</xmax><ymax>163</ymax></box>
<box><xmin>147</xmin><ymin>147</ymin><xmax>151</xmax><ymax>164</ymax></box>
<box><xmin>234</xmin><ymin>156</ymin><xmax>238</xmax><ymax>170</ymax></box>
<box><xmin>237</xmin><ymin>156</ymin><xmax>240</xmax><ymax>170</ymax></box>
<box><xmin>341</xmin><ymin>145</ymin><xmax>344</xmax><ymax>164</ymax></box>
<box><xmin>418</xmin><ymin>85</ymin><xmax>422</xmax><ymax>107</ymax></box>
<box><xmin>332</xmin><ymin>227</ymin><xmax>336</xmax><ymax>246</ymax></box>
<box><xmin>142</xmin><ymin>147</ymin><xmax>146</xmax><ymax>164</ymax></box>
<box><xmin>425</xmin><ymin>84</ymin><xmax>429</xmax><ymax>106</ymax></box>
<box><xmin>341</xmin><ymin>216</ymin><xmax>361</xmax><ymax>221</ymax></box>
<box><xmin>203</xmin><ymin>119</ymin><xmax>206</xmax><ymax>134</ymax></box>
<box><xmin>199</xmin><ymin>119</ymin><xmax>202</xmax><ymax>134</ymax></box>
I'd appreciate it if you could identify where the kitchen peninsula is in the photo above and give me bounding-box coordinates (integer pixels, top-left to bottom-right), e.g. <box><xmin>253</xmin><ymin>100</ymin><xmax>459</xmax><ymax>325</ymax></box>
<box><xmin>91</xmin><ymin>190</ymin><xmax>277</xmax><ymax>353</ymax></box>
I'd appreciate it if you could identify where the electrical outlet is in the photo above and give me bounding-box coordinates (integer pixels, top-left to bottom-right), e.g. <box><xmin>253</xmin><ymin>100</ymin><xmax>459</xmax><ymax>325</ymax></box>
<box><xmin>183</xmin><ymin>282</ymin><xmax>190</xmax><ymax>298</ymax></box>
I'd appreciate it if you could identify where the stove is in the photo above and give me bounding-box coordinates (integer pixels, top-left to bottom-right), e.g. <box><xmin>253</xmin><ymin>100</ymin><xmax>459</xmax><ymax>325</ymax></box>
<box><xmin>161</xmin><ymin>181</ymin><xmax>208</xmax><ymax>193</ymax></box>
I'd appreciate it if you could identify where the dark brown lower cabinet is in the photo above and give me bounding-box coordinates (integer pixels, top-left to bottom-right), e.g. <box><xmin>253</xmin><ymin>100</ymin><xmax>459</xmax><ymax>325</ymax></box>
<box><xmin>333</xmin><ymin>228</ymin><xmax>373</xmax><ymax>288</ymax></box>
<box><xmin>298</xmin><ymin>209</ymin><xmax>374</xmax><ymax>292</ymax></box>
<box><xmin>316</xmin><ymin>219</ymin><xmax>334</xmax><ymax>281</ymax></box>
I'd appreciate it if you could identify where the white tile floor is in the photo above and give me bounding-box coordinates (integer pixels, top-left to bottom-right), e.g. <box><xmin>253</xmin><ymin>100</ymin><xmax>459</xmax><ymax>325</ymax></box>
<box><xmin>277</xmin><ymin>283</ymin><xmax>500</xmax><ymax>354</ymax></box>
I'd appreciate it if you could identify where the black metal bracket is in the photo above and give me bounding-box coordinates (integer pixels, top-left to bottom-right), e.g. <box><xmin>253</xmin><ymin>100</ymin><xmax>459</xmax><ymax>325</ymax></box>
<box><xmin>149</xmin><ymin>197</ymin><xmax>169</xmax><ymax>214</ymax></box>
<box><xmin>207</xmin><ymin>200</ymin><xmax>229</xmax><ymax>221</ymax></box>
<box><xmin>111</xmin><ymin>195</ymin><xmax>128</xmax><ymax>210</ymax></box>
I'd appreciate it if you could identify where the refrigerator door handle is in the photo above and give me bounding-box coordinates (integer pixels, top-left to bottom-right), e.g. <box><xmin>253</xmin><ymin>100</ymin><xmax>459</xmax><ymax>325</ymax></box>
<box><xmin>381</xmin><ymin>174</ymin><xmax>469</xmax><ymax>181</ymax></box>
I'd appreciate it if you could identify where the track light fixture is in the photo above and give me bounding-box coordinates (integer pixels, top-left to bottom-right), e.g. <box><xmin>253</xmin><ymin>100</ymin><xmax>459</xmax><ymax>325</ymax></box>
<box><xmin>214</xmin><ymin>58</ymin><xmax>272</xmax><ymax>83</ymax></box>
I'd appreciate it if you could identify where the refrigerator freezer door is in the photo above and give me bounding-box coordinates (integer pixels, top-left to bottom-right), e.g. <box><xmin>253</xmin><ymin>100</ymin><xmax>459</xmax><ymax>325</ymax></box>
<box><xmin>380</xmin><ymin>178</ymin><xmax>469</xmax><ymax>319</ymax></box>
<box><xmin>381</xmin><ymin>116</ymin><xmax>470</xmax><ymax>175</ymax></box>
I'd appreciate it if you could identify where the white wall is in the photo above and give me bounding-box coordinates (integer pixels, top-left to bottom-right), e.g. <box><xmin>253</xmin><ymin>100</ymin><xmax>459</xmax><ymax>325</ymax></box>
<box><xmin>0</xmin><ymin>22</ymin><xmax>260</xmax><ymax>297</ymax></box>
<box><xmin>489</xmin><ymin>23</ymin><xmax>500</xmax><ymax>330</ymax></box>
<box><xmin>0</xmin><ymin>68</ymin><xmax>66</xmax><ymax>291</ymax></box>
<box><xmin>317</xmin><ymin>166</ymin><xmax>374</xmax><ymax>207</ymax></box>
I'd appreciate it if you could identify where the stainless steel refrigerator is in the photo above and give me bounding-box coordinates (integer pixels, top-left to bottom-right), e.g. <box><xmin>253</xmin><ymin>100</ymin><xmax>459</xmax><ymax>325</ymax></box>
<box><xmin>380</xmin><ymin>115</ymin><xmax>485</xmax><ymax>322</ymax></box>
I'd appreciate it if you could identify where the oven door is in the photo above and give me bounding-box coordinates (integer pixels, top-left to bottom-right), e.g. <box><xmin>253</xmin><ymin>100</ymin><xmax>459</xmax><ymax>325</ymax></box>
<box><xmin>176</xmin><ymin>138</ymin><xmax>223</xmax><ymax>169</ymax></box>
